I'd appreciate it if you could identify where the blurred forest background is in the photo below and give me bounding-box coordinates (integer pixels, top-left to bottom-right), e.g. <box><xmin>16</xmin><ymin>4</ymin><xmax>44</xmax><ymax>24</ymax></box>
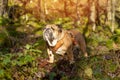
<box><xmin>0</xmin><ymin>0</ymin><xmax>120</xmax><ymax>80</ymax></box>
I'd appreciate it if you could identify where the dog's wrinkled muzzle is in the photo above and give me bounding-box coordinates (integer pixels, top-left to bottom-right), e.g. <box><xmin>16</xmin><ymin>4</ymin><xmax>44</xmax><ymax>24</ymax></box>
<box><xmin>43</xmin><ymin>28</ymin><xmax>54</xmax><ymax>42</ymax></box>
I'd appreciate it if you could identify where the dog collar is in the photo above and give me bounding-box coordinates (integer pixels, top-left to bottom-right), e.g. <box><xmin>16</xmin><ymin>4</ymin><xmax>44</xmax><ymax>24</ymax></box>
<box><xmin>50</xmin><ymin>32</ymin><xmax>68</xmax><ymax>52</ymax></box>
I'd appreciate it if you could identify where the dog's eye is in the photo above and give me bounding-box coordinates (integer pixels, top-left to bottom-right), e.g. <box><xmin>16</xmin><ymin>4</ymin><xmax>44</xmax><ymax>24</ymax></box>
<box><xmin>51</xmin><ymin>27</ymin><xmax>54</xmax><ymax>30</ymax></box>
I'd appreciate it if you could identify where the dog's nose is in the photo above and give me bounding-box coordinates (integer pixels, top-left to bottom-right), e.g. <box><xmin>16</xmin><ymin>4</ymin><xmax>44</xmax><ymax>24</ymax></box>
<box><xmin>46</xmin><ymin>28</ymin><xmax>50</xmax><ymax>30</ymax></box>
<box><xmin>44</xmin><ymin>28</ymin><xmax>51</xmax><ymax>34</ymax></box>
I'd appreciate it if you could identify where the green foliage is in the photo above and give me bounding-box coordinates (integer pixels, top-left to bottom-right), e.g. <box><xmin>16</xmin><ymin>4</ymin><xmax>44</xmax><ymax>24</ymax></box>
<box><xmin>84</xmin><ymin>67</ymin><xmax>93</xmax><ymax>78</ymax></box>
<box><xmin>105</xmin><ymin>40</ymin><xmax>114</xmax><ymax>49</ymax></box>
<box><xmin>115</xmin><ymin>29</ymin><xmax>120</xmax><ymax>34</ymax></box>
<box><xmin>0</xmin><ymin>4</ymin><xmax>120</xmax><ymax>79</ymax></box>
<box><xmin>0</xmin><ymin>0</ymin><xmax>120</xmax><ymax>79</ymax></box>
<box><xmin>16</xmin><ymin>54</ymin><xmax>35</xmax><ymax>66</ymax></box>
<box><xmin>111</xmin><ymin>29</ymin><xmax>120</xmax><ymax>43</ymax></box>
<box><xmin>52</xmin><ymin>18</ymin><xmax>74</xmax><ymax>29</ymax></box>
<box><xmin>0</xmin><ymin>32</ymin><xmax>7</xmax><ymax>45</ymax></box>
<box><xmin>0</xmin><ymin>42</ymin><xmax>43</xmax><ymax>79</ymax></box>
<box><xmin>24</xmin><ymin>44</ymin><xmax>42</xmax><ymax>54</ymax></box>
<box><xmin>49</xmin><ymin>72</ymin><xmax>56</xmax><ymax>80</ymax></box>
<box><xmin>0</xmin><ymin>17</ymin><xmax>9</xmax><ymax>26</ymax></box>
<box><xmin>0</xmin><ymin>53</ymin><xmax>34</xmax><ymax>79</ymax></box>
<box><xmin>0</xmin><ymin>15</ymin><xmax>120</xmax><ymax>79</ymax></box>
<box><xmin>0</xmin><ymin>70</ymin><xmax>4</xmax><ymax>78</ymax></box>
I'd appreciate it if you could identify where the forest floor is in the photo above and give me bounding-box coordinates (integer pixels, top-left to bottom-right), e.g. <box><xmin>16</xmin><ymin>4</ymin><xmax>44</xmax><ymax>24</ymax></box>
<box><xmin>36</xmin><ymin>39</ymin><xmax>120</xmax><ymax>80</ymax></box>
<box><xmin>0</xmin><ymin>22</ymin><xmax>120</xmax><ymax>80</ymax></box>
<box><xmin>0</xmin><ymin>34</ymin><xmax>120</xmax><ymax>80</ymax></box>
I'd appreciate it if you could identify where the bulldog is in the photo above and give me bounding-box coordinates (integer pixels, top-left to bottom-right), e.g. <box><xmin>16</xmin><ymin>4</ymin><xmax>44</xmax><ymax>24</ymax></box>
<box><xmin>43</xmin><ymin>24</ymin><xmax>88</xmax><ymax>63</ymax></box>
<box><xmin>68</xmin><ymin>29</ymin><xmax>88</xmax><ymax>57</ymax></box>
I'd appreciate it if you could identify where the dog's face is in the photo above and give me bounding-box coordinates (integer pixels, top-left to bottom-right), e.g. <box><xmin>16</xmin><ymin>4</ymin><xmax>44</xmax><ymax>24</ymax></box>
<box><xmin>43</xmin><ymin>24</ymin><xmax>62</xmax><ymax>44</ymax></box>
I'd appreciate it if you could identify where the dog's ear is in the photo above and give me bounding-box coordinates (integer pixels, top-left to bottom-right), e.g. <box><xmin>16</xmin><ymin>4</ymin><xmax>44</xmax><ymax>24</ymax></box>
<box><xmin>57</xmin><ymin>24</ymin><xmax>62</xmax><ymax>28</ymax></box>
<box><xmin>56</xmin><ymin>24</ymin><xmax>62</xmax><ymax>32</ymax></box>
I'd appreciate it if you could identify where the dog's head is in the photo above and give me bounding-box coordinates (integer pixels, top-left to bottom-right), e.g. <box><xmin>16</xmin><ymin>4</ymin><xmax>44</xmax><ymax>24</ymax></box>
<box><xmin>43</xmin><ymin>24</ymin><xmax>62</xmax><ymax>44</ymax></box>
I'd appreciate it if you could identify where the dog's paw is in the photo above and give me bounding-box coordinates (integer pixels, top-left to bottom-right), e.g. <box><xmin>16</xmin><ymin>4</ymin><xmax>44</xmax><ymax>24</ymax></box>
<box><xmin>84</xmin><ymin>52</ymin><xmax>88</xmax><ymax>57</ymax></box>
<box><xmin>70</xmin><ymin>60</ymin><xmax>75</xmax><ymax>64</ymax></box>
<box><xmin>47</xmin><ymin>60</ymin><xmax>54</xmax><ymax>63</ymax></box>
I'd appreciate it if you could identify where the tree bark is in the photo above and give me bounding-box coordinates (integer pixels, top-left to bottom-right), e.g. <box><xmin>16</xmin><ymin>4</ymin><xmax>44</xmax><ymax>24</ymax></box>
<box><xmin>0</xmin><ymin>0</ymin><xmax>8</xmax><ymax>17</ymax></box>
<box><xmin>96</xmin><ymin>0</ymin><xmax>100</xmax><ymax>25</ymax></box>
<box><xmin>64</xmin><ymin>0</ymin><xmax>68</xmax><ymax>17</ymax></box>
<box><xmin>107</xmin><ymin>0</ymin><xmax>116</xmax><ymax>32</ymax></box>
<box><xmin>40</xmin><ymin>0</ymin><xmax>47</xmax><ymax>21</ymax></box>
<box><xmin>90</xmin><ymin>0</ymin><xmax>96</xmax><ymax>31</ymax></box>
<box><xmin>111</xmin><ymin>0</ymin><xmax>116</xmax><ymax>32</ymax></box>
<box><xmin>76</xmin><ymin>0</ymin><xmax>81</xmax><ymax>24</ymax></box>
<box><xmin>107</xmin><ymin>0</ymin><xmax>112</xmax><ymax>26</ymax></box>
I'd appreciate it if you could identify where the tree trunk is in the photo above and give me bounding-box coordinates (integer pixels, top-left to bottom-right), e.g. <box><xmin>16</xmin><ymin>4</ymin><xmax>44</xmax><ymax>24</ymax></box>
<box><xmin>96</xmin><ymin>0</ymin><xmax>100</xmax><ymax>25</ymax></box>
<box><xmin>64</xmin><ymin>0</ymin><xmax>68</xmax><ymax>17</ymax></box>
<box><xmin>40</xmin><ymin>0</ymin><xmax>46</xmax><ymax>21</ymax></box>
<box><xmin>111</xmin><ymin>0</ymin><xmax>116</xmax><ymax>32</ymax></box>
<box><xmin>37</xmin><ymin>0</ymin><xmax>41</xmax><ymax>15</ymax></box>
<box><xmin>107</xmin><ymin>0</ymin><xmax>116</xmax><ymax>32</ymax></box>
<box><xmin>107</xmin><ymin>0</ymin><xmax>112</xmax><ymax>26</ymax></box>
<box><xmin>0</xmin><ymin>0</ymin><xmax>8</xmax><ymax>17</ymax></box>
<box><xmin>76</xmin><ymin>0</ymin><xmax>81</xmax><ymax>25</ymax></box>
<box><xmin>90</xmin><ymin>0</ymin><xmax>96</xmax><ymax>31</ymax></box>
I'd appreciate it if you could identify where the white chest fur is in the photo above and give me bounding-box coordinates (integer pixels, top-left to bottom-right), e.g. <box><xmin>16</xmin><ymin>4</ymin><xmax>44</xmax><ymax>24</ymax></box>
<box><xmin>46</xmin><ymin>36</ymin><xmax>57</xmax><ymax>47</ymax></box>
<box><xmin>55</xmin><ymin>46</ymin><xmax>66</xmax><ymax>55</ymax></box>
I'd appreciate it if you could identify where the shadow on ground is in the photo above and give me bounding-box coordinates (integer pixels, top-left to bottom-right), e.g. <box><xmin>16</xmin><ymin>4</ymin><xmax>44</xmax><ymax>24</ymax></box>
<box><xmin>37</xmin><ymin>49</ymin><xmax>120</xmax><ymax>80</ymax></box>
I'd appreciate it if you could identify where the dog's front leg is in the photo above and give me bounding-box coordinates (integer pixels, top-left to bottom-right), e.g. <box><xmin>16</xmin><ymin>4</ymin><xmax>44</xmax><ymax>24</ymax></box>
<box><xmin>47</xmin><ymin>48</ymin><xmax>54</xmax><ymax>63</ymax></box>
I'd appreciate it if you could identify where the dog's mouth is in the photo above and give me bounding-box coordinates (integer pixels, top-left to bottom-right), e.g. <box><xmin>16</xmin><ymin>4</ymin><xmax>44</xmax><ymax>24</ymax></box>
<box><xmin>43</xmin><ymin>28</ymin><xmax>54</xmax><ymax>43</ymax></box>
